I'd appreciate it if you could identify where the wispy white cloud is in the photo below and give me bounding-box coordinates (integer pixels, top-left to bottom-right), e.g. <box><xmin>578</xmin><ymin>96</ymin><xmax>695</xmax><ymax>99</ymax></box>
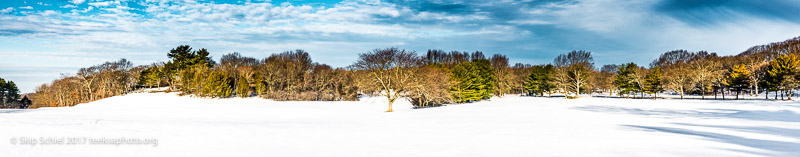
<box><xmin>40</xmin><ymin>10</ymin><xmax>58</xmax><ymax>16</ymax></box>
<box><xmin>88</xmin><ymin>1</ymin><xmax>117</xmax><ymax>7</ymax></box>
<box><xmin>60</xmin><ymin>5</ymin><xmax>78</xmax><ymax>8</ymax></box>
<box><xmin>0</xmin><ymin>7</ymin><xmax>14</xmax><ymax>14</ymax></box>
<box><xmin>19</xmin><ymin>6</ymin><xmax>33</xmax><ymax>10</ymax></box>
<box><xmin>70</xmin><ymin>0</ymin><xmax>87</xmax><ymax>5</ymax></box>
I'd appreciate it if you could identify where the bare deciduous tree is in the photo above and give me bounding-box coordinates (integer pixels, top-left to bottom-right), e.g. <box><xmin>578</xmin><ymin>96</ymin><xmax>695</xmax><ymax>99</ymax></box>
<box><xmin>352</xmin><ymin>48</ymin><xmax>422</xmax><ymax>112</ymax></box>
<box><xmin>553</xmin><ymin>50</ymin><xmax>594</xmax><ymax>98</ymax></box>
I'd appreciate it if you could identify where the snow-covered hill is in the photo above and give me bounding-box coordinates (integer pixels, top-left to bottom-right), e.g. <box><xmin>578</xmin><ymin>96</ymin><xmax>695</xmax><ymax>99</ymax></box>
<box><xmin>1</xmin><ymin>92</ymin><xmax>799</xmax><ymax>156</ymax></box>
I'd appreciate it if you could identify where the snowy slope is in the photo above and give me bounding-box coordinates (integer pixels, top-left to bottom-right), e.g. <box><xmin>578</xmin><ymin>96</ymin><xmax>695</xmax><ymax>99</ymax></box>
<box><xmin>1</xmin><ymin>92</ymin><xmax>799</xmax><ymax>156</ymax></box>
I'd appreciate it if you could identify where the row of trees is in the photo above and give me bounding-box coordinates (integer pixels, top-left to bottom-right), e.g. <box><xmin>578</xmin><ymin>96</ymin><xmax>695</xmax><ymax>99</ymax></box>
<box><xmin>137</xmin><ymin>46</ymin><xmax>359</xmax><ymax>101</ymax></box>
<box><xmin>514</xmin><ymin>37</ymin><xmax>800</xmax><ymax>100</ymax></box>
<box><xmin>29</xmin><ymin>59</ymin><xmax>142</xmax><ymax>108</ymax></box>
<box><xmin>27</xmin><ymin>36</ymin><xmax>800</xmax><ymax>110</ymax></box>
<box><xmin>354</xmin><ymin>49</ymin><xmax>524</xmax><ymax>111</ymax></box>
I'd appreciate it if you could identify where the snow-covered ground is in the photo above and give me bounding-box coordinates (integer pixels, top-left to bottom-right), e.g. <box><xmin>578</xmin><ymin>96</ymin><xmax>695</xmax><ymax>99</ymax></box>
<box><xmin>2</xmin><ymin>92</ymin><xmax>799</xmax><ymax>156</ymax></box>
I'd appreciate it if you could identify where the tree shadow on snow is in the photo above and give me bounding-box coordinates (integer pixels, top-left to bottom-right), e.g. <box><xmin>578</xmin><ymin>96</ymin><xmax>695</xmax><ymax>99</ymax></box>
<box><xmin>673</xmin><ymin>123</ymin><xmax>800</xmax><ymax>140</ymax></box>
<box><xmin>0</xmin><ymin>109</ymin><xmax>34</xmax><ymax>114</ymax></box>
<box><xmin>624</xmin><ymin>124</ymin><xmax>800</xmax><ymax>156</ymax></box>
<box><xmin>573</xmin><ymin>106</ymin><xmax>800</xmax><ymax>123</ymax></box>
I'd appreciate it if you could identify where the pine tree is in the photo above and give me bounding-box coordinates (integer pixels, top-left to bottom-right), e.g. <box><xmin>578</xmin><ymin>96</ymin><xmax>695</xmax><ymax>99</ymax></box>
<box><xmin>524</xmin><ymin>69</ymin><xmax>540</xmax><ymax>96</ymax></box>
<box><xmin>138</xmin><ymin>65</ymin><xmax>164</xmax><ymax>88</ymax></box>
<box><xmin>137</xmin><ymin>67</ymin><xmax>152</xmax><ymax>87</ymax></box>
<box><xmin>524</xmin><ymin>64</ymin><xmax>555</xmax><ymax>96</ymax></box>
<box><xmin>767</xmin><ymin>54</ymin><xmax>799</xmax><ymax>100</ymax></box>
<box><xmin>614</xmin><ymin>63</ymin><xmax>638</xmax><ymax>98</ymax></box>
<box><xmin>5</xmin><ymin>81</ymin><xmax>19</xmax><ymax>103</ymax></box>
<box><xmin>727</xmin><ymin>64</ymin><xmax>750</xmax><ymax>99</ymax></box>
<box><xmin>164</xmin><ymin>45</ymin><xmax>215</xmax><ymax>90</ymax></box>
<box><xmin>253</xmin><ymin>72</ymin><xmax>266</xmax><ymax>97</ymax></box>
<box><xmin>450</xmin><ymin>61</ymin><xmax>479</xmax><ymax>102</ymax></box>
<box><xmin>203</xmin><ymin>71</ymin><xmax>232</xmax><ymax>98</ymax></box>
<box><xmin>472</xmin><ymin>58</ymin><xmax>495</xmax><ymax>99</ymax></box>
<box><xmin>644</xmin><ymin>67</ymin><xmax>663</xmax><ymax>99</ymax></box>
<box><xmin>0</xmin><ymin>78</ymin><xmax>6</xmax><ymax>106</ymax></box>
<box><xmin>236</xmin><ymin>74</ymin><xmax>250</xmax><ymax>98</ymax></box>
<box><xmin>0</xmin><ymin>78</ymin><xmax>20</xmax><ymax>106</ymax></box>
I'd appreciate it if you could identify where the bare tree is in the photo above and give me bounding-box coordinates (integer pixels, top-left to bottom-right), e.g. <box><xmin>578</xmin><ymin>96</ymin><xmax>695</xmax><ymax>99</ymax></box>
<box><xmin>598</xmin><ymin>64</ymin><xmax>618</xmax><ymax>95</ymax></box>
<box><xmin>77</xmin><ymin>67</ymin><xmax>98</xmax><ymax>101</ymax></box>
<box><xmin>652</xmin><ymin>50</ymin><xmax>696</xmax><ymax>99</ymax></box>
<box><xmin>490</xmin><ymin>54</ymin><xmax>512</xmax><ymax>97</ymax></box>
<box><xmin>691</xmin><ymin>51</ymin><xmax>723</xmax><ymax>99</ymax></box>
<box><xmin>408</xmin><ymin>65</ymin><xmax>452</xmax><ymax>108</ymax></box>
<box><xmin>553</xmin><ymin>50</ymin><xmax>594</xmax><ymax>98</ymax></box>
<box><xmin>352</xmin><ymin>48</ymin><xmax>422</xmax><ymax>112</ymax></box>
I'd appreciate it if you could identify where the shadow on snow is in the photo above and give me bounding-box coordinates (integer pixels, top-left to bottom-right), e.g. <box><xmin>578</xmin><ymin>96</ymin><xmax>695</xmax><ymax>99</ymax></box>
<box><xmin>572</xmin><ymin>106</ymin><xmax>800</xmax><ymax>123</ymax></box>
<box><xmin>624</xmin><ymin>124</ymin><xmax>800</xmax><ymax>156</ymax></box>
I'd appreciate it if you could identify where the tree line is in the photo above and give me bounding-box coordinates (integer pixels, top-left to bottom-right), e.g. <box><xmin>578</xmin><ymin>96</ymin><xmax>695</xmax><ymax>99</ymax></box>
<box><xmin>26</xmin><ymin>36</ymin><xmax>800</xmax><ymax>110</ymax></box>
<box><xmin>139</xmin><ymin>46</ymin><xmax>360</xmax><ymax>101</ymax></box>
<box><xmin>29</xmin><ymin>59</ymin><xmax>141</xmax><ymax>108</ymax></box>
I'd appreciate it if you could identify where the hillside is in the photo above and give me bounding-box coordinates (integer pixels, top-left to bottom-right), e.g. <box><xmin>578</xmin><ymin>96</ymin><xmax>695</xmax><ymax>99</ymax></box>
<box><xmin>2</xmin><ymin>92</ymin><xmax>799</xmax><ymax>156</ymax></box>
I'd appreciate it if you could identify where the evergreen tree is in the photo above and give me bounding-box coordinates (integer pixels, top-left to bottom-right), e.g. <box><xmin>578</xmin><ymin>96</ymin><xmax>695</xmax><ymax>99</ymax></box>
<box><xmin>450</xmin><ymin>61</ymin><xmax>480</xmax><ymax>102</ymax></box>
<box><xmin>761</xmin><ymin>72</ymin><xmax>781</xmax><ymax>100</ymax></box>
<box><xmin>766</xmin><ymin>54</ymin><xmax>799</xmax><ymax>100</ymax></box>
<box><xmin>524</xmin><ymin>64</ymin><xmax>555</xmax><ymax>96</ymax></box>
<box><xmin>614</xmin><ymin>63</ymin><xmax>639</xmax><ymax>98</ymax></box>
<box><xmin>164</xmin><ymin>45</ymin><xmax>215</xmax><ymax>90</ymax></box>
<box><xmin>253</xmin><ymin>72</ymin><xmax>266</xmax><ymax>97</ymax></box>
<box><xmin>644</xmin><ymin>67</ymin><xmax>663</xmax><ymax>99</ymax></box>
<box><xmin>236</xmin><ymin>74</ymin><xmax>250</xmax><ymax>98</ymax></box>
<box><xmin>0</xmin><ymin>77</ymin><xmax>20</xmax><ymax>106</ymax></box>
<box><xmin>0</xmin><ymin>78</ymin><xmax>5</xmax><ymax>105</ymax></box>
<box><xmin>472</xmin><ymin>58</ymin><xmax>495</xmax><ymax>99</ymax></box>
<box><xmin>5</xmin><ymin>81</ymin><xmax>19</xmax><ymax>103</ymax></box>
<box><xmin>137</xmin><ymin>67</ymin><xmax>152</xmax><ymax>87</ymax></box>
<box><xmin>727</xmin><ymin>64</ymin><xmax>750</xmax><ymax>99</ymax></box>
<box><xmin>202</xmin><ymin>71</ymin><xmax>232</xmax><ymax>98</ymax></box>
<box><xmin>137</xmin><ymin>65</ymin><xmax>164</xmax><ymax>88</ymax></box>
<box><xmin>524</xmin><ymin>68</ymin><xmax>540</xmax><ymax>96</ymax></box>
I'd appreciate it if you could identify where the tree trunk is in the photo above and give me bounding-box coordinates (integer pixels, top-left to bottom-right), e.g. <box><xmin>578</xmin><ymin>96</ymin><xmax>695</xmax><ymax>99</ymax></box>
<box><xmin>701</xmin><ymin>89</ymin><xmax>705</xmax><ymax>100</ymax></box>
<box><xmin>654</xmin><ymin>92</ymin><xmax>657</xmax><ymax>100</ymax></box>
<box><xmin>575</xmin><ymin>83</ymin><xmax>580</xmax><ymax>98</ymax></box>
<box><xmin>714</xmin><ymin>87</ymin><xmax>718</xmax><ymax>99</ymax></box>
<box><xmin>754</xmin><ymin>84</ymin><xmax>759</xmax><ymax>97</ymax></box>
<box><xmin>386</xmin><ymin>98</ymin><xmax>395</xmax><ymax>112</ymax></box>
<box><xmin>787</xmin><ymin>89</ymin><xmax>793</xmax><ymax>100</ymax></box>
<box><xmin>736</xmin><ymin>88</ymin><xmax>740</xmax><ymax>100</ymax></box>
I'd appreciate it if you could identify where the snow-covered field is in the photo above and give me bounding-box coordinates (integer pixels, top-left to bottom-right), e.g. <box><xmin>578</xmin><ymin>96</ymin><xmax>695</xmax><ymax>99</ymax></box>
<box><xmin>2</xmin><ymin>92</ymin><xmax>799</xmax><ymax>156</ymax></box>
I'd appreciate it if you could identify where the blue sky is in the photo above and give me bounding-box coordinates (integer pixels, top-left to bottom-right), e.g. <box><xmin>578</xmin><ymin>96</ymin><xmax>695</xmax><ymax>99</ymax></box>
<box><xmin>1</xmin><ymin>0</ymin><xmax>800</xmax><ymax>93</ymax></box>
